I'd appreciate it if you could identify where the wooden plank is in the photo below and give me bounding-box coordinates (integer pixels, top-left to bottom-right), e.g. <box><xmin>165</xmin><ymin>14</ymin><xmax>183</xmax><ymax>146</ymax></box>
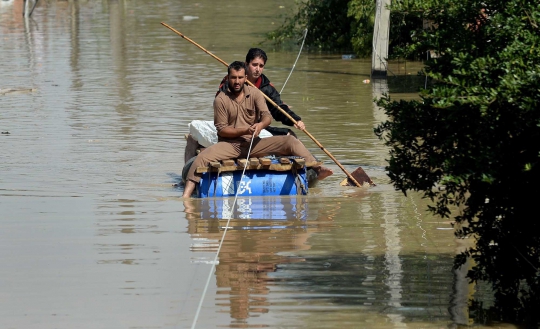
<box><xmin>237</xmin><ymin>159</ymin><xmax>247</xmax><ymax>167</ymax></box>
<box><xmin>279</xmin><ymin>157</ymin><xmax>291</xmax><ymax>164</ymax></box>
<box><xmin>195</xmin><ymin>165</ymin><xmax>234</xmax><ymax>173</ymax></box>
<box><xmin>259</xmin><ymin>158</ymin><xmax>272</xmax><ymax>166</ymax></box>
<box><xmin>268</xmin><ymin>164</ymin><xmax>295</xmax><ymax>171</ymax></box>
<box><xmin>210</xmin><ymin>161</ymin><xmax>221</xmax><ymax>168</ymax></box>
<box><xmin>222</xmin><ymin>159</ymin><xmax>235</xmax><ymax>166</ymax></box>
<box><xmin>196</xmin><ymin>163</ymin><xmax>318</xmax><ymax>173</ymax></box>
<box><xmin>195</xmin><ymin>161</ymin><xmax>323</xmax><ymax>173</ymax></box>
<box><xmin>249</xmin><ymin>158</ymin><xmax>259</xmax><ymax>166</ymax></box>
<box><xmin>291</xmin><ymin>158</ymin><xmax>306</xmax><ymax>166</ymax></box>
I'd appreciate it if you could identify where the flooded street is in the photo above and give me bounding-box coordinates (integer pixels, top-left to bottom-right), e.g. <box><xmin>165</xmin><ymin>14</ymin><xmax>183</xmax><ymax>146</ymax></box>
<box><xmin>1</xmin><ymin>0</ymin><xmax>506</xmax><ymax>328</ymax></box>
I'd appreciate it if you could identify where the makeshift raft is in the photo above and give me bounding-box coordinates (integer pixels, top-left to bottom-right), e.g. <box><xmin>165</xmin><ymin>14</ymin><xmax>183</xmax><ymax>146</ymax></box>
<box><xmin>182</xmin><ymin>123</ymin><xmax>319</xmax><ymax>198</ymax></box>
<box><xmin>195</xmin><ymin>156</ymin><xmax>320</xmax><ymax>198</ymax></box>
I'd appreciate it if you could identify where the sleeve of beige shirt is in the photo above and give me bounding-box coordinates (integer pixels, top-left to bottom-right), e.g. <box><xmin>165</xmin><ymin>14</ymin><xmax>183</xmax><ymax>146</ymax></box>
<box><xmin>213</xmin><ymin>94</ymin><xmax>229</xmax><ymax>133</ymax></box>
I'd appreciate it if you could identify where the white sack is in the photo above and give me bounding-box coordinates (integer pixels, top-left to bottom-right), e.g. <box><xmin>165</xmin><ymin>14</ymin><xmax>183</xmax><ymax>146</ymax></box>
<box><xmin>188</xmin><ymin>120</ymin><xmax>272</xmax><ymax>147</ymax></box>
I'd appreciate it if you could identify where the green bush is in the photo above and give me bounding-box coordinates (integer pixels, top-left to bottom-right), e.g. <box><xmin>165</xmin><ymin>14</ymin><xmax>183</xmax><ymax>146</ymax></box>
<box><xmin>375</xmin><ymin>0</ymin><xmax>540</xmax><ymax>324</ymax></box>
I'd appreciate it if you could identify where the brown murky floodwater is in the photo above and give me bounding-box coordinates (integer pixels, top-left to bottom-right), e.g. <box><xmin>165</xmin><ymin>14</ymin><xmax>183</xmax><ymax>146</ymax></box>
<box><xmin>0</xmin><ymin>1</ymin><xmax>514</xmax><ymax>328</ymax></box>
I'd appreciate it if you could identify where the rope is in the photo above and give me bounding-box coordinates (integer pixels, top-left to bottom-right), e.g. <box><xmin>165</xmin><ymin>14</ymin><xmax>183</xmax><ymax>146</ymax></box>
<box><xmin>190</xmin><ymin>133</ymin><xmax>257</xmax><ymax>329</ymax></box>
<box><xmin>280</xmin><ymin>28</ymin><xmax>308</xmax><ymax>94</ymax></box>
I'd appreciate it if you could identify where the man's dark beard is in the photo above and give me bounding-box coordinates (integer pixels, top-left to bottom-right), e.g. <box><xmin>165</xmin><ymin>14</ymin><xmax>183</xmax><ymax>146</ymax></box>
<box><xmin>229</xmin><ymin>81</ymin><xmax>244</xmax><ymax>95</ymax></box>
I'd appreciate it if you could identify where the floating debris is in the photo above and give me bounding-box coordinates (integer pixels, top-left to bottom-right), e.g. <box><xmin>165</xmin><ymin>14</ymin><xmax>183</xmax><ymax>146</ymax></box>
<box><xmin>0</xmin><ymin>88</ymin><xmax>36</xmax><ymax>95</ymax></box>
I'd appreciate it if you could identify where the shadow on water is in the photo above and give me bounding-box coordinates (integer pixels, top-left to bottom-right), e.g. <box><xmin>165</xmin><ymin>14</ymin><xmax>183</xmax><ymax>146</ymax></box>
<box><xmin>387</xmin><ymin>75</ymin><xmax>427</xmax><ymax>94</ymax></box>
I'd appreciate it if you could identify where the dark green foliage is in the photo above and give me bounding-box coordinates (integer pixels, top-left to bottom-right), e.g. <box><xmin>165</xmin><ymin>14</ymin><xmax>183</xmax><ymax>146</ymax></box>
<box><xmin>348</xmin><ymin>0</ymin><xmax>375</xmax><ymax>57</ymax></box>
<box><xmin>375</xmin><ymin>0</ymin><xmax>540</xmax><ymax>324</ymax></box>
<box><xmin>387</xmin><ymin>10</ymin><xmax>425</xmax><ymax>59</ymax></box>
<box><xmin>266</xmin><ymin>0</ymin><xmax>355</xmax><ymax>52</ymax></box>
<box><xmin>267</xmin><ymin>0</ymin><xmax>425</xmax><ymax>58</ymax></box>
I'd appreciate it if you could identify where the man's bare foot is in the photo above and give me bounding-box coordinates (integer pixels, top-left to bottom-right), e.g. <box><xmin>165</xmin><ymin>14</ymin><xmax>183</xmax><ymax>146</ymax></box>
<box><xmin>182</xmin><ymin>180</ymin><xmax>196</xmax><ymax>198</ymax></box>
<box><xmin>315</xmin><ymin>166</ymin><xmax>333</xmax><ymax>180</ymax></box>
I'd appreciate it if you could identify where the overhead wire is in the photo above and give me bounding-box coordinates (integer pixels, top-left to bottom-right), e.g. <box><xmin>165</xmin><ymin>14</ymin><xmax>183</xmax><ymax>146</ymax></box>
<box><xmin>280</xmin><ymin>28</ymin><xmax>308</xmax><ymax>94</ymax></box>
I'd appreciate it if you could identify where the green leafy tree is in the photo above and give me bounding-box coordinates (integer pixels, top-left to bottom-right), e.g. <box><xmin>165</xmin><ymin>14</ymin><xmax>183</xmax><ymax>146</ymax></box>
<box><xmin>347</xmin><ymin>0</ymin><xmax>375</xmax><ymax>56</ymax></box>
<box><xmin>266</xmin><ymin>0</ymin><xmax>355</xmax><ymax>52</ymax></box>
<box><xmin>267</xmin><ymin>0</ymin><xmax>424</xmax><ymax>58</ymax></box>
<box><xmin>375</xmin><ymin>0</ymin><xmax>540</xmax><ymax>324</ymax></box>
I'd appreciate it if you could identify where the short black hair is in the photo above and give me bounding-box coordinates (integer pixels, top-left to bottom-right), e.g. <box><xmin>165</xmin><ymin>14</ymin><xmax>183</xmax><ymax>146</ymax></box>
<box><xmin>228</xmin><ymin>61</ymin><xmax>247</xmax><ymax>75</ymax></box>
<box><xmin>245</xmin><ymin>48</ymin><xmax>267</xmax><ymax>64</ymax></box>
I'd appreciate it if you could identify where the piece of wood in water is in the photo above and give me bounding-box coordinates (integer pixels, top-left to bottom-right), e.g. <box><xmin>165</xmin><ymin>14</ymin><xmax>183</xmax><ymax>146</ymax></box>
<box><xmin>0</xmin><ymin>88</ymin><xmax>36</xmax><ymax>95</ymax></box>
<box><xmin>259</xmin><ymin>158</ymin><xmax>272</xmax><ymax>166</ymax></box>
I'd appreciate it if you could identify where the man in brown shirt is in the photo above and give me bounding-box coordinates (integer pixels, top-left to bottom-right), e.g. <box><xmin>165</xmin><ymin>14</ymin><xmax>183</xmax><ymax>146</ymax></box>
<box><xmin>182</xmin><ymin>61</ymin><xmax>331</xmax><ymax>198</ymax></box>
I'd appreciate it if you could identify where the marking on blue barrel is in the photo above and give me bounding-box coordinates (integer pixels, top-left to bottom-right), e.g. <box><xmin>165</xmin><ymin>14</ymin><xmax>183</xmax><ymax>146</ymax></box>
<box><xmin>222</xmin><ymin>173</ymin><xmax>234</xmax><ymax>195</ymax></box>
<box><xmin>237</xmin><ymin>178</ymin><xmax>252</xmax><ymax>195</ymax></box>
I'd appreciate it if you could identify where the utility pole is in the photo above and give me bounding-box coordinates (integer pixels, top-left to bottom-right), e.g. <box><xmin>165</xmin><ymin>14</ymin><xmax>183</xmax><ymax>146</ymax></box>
<box><xmin>371</xmin><ymin>0</ymin><xmax>391</xmax><ymax>78</ymax></box>
<box><xmin>24</xmin><ymin>0</ymin><xmax>30</xmax><ymax>18</ymax></box>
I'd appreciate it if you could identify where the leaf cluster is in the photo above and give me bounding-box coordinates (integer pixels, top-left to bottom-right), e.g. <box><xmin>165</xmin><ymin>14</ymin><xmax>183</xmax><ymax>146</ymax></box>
<box><xmin>375</xmin><ymin>0</ymin><xmax>540</xmax><ymax>324</ymax></box>
<box><xmin>266</xmin><ymin>0</ymin><xmax>355</xmax><ymax>52</ymax></box>
<box><xmin>266</xmin><ymin>0</ymin><xmax>426</xmax><ymax>58</ymax></box>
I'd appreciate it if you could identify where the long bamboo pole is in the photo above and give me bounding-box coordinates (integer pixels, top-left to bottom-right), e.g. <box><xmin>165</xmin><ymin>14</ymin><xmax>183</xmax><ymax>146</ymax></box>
<box><xmin>161</xmin><ymin>22</ymin><xmax>369</xmax><ymax>187</ymax></box>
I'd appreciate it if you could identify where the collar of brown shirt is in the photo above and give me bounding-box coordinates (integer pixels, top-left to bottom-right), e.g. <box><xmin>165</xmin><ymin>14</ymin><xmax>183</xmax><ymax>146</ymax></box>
<box><xmin>214</xmin><ymin>84</ymin><xmax>272</xmax><ymax>143</ymax></box>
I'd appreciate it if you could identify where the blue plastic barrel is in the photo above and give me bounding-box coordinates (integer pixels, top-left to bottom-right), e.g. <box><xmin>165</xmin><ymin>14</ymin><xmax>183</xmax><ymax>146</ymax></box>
<box><xmin>198</xmin><ymin>167</ymin><xmax>308</xmax><ymax>198</ymax></box>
